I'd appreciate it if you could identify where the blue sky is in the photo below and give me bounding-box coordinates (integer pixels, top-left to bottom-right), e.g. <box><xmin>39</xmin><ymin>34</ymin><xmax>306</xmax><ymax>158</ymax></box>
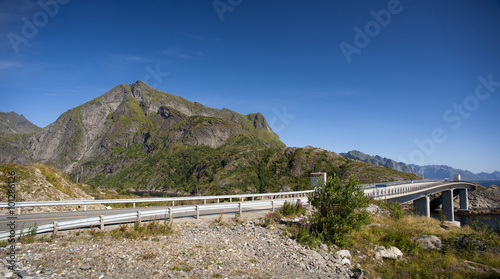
<box><xmin>1</xmin><ymin>0</ymin><xmax>499</xmax><ymax>173</ymax></box>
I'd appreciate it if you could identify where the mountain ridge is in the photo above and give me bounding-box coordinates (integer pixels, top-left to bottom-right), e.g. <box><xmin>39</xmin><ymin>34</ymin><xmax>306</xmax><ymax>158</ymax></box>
<box><xmin>341</xmin><ymin>150</ymin><xmax>500</xmax><ymax>180</ymax></box>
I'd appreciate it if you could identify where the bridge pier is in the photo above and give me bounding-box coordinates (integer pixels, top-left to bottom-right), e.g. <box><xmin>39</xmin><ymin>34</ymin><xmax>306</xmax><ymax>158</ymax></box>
<box><xmin>413</xmin><ymin>196</ymin><xmax>430</xmax><ymax>217</ymax></box>
<box><xmin>458</xmin><ymin>189</ymin><xmax>469</xmax><ymax>212</ymax></box>
<box><xmin>442</xmin><ymin>190</ymin><xmax>454</xmax><ymax>222</ymax></box>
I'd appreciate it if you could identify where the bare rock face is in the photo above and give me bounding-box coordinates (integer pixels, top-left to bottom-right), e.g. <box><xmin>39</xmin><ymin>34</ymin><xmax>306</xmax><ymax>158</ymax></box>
<box><xmin>19</xmin><ymin>81</ymin><xmax>283</xmax><ymax>173</ymax></box>
<box><xmin>468</xmin><ymin>185</ymin><xmax>500</xmax><ymax>210</ymax></box>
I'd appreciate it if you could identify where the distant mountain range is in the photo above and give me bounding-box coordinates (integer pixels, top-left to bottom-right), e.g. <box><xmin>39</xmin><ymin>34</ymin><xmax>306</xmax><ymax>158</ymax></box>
<box><xmin>0</xmin><ymin>81</ymin><xmax>418</xmax><ymax>195</ymax></box>
<box><xmin>340</xmin><ymin>150</ymin><xmax>500</xmax><ymax>181</ymax></box>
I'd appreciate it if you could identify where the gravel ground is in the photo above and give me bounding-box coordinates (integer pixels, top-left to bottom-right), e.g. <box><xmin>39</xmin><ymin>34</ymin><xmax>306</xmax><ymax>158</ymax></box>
<box><xmin>1</xmin><ymin>214</ymin><xmax>355</xmax><ymax>279</ymax></box>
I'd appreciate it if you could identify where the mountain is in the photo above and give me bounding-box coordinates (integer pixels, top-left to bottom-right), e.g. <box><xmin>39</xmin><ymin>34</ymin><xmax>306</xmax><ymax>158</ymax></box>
<box><xmin>0</xmin><ymin>81</ymin><xmax>419</xmax><ymax>194</ymax></box>
<box><xmin>0</xmin><ymin>111</ymin><xmax>40</xmax><ymax>135</ymax></box>
<box><xmin>340</xmin><ymin>150</ymin><xmax>500</xmax><ymax>181</ymax></box>
<box><xmin>341</xmin><ymin>150</ymin><xmax>418</xmax><ymax>174</ymax></box>
<box><xmin>0</xmin><ymin>112</ymin><xmax>41</xmax><ymax>164</ymax></box>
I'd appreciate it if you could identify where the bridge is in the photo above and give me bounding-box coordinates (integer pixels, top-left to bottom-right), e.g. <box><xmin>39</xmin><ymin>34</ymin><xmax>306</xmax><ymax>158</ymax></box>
<box><xmin>0</xmin><ymin>179</ymin><xmax>477</xmax><ymax>240</ymax></box>
<box><xmin>363</xmin><ymin>180</ymin><xmax>477</xmax><ymax>223</ymax></box>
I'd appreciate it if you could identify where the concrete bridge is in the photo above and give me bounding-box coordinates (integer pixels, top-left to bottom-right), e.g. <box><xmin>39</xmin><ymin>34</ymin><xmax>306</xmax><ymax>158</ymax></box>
<box><xmin>363</xmin><ymin>180</ymin><xmax>478</xmax><ymax>223</ymax></box>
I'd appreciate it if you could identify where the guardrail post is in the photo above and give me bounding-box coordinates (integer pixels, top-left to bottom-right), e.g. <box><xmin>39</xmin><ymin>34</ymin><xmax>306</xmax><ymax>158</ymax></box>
<box><xmin>217</xmin><ymin>198</ymin><xmax>220</xmax><ymax>203</ymax></box>
<box><xmin>196</xmin><ymin>205</ymin><xmax>199</xmax><ymax>219</ymax></box>
<box><xmin>168</xmin><ymin>207</ymin><xmax>173</xmax><ymax>220</ymax></box>
<box><xmin>17</xmin><ymin>207</ymin><xmax>20</xmax><ymax>215</ymax></box>
<box><xmin>204</xmin><ymin>199</ymin><xmax>206</xmax><ymax>204</ymax></box>
<box><xmin>137</xmin><ymin>211</ymin><xmax>141</xmax><ymax>223</ymax></box>
<box><xmin>252</xmin><ymin>196</ymin><xmax>254</xmax><ymax>201</ymax></box>
<box><xmin>238</xmin><ymin>203</ymin><xmax>242</xmax><ymax>215</ymax></box>
<box><xmin>53</xmin><ymin>221</ymin><xmax>58</xmax><ymax>235</ymax></box>
<box><xmin>271</xmin><ymin>201</ymin><xmax>275</xmax><ymax>212</ymax></box>
<box><xmin>84</xmin><ymin>204</ymin><xmax>87</xmax><ymax>211</ymax></box>
<box><xmin>230</xmin><ymin>198</ymin><xmax>232</xmax><ymax>203</ymax></box>
<box><xmin>100</xmin><ymin>215</ymin><xmax>104</xmax><ymax>230</ymax></box>
<box><xmin>172</xmin><ymin>201</ymin><xmax>175</xmax><ymax>206</ymax></box>
<box><xmin>133</xmin><ymin>203</ymin><xmax>136</xmax><ymax>208</ymax></box>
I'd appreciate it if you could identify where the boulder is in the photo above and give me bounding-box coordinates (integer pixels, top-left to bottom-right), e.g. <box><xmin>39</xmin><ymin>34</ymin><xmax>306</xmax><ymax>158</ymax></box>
<box><xmin>416</xmin><ymin>235</ymin><xmax>442</xmax><ymax>250</ymax></box>
<box><xmin>374</xmin><ymin>246</ymin><xmax>403</xmax><ymax>260</ymax></box>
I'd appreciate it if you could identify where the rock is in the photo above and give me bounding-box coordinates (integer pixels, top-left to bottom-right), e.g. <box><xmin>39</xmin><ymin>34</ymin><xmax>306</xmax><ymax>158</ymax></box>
<box><xmin>341</xmin><ymin>258</ymin><xmax>351</xmax><ymax>265</ymax></box>
<box><xmin>335</xmin><ymin>249</ymin><xmax>351</xmax><ymax>259</ymax></box>
<box><xmin>374</xmin><ymin>246</ymin><xmax>403</xmax><ymax>260</ymax></box>
<box><xmin>365</xmin><ymin>204</ymin><xmax>388</xmax><ymax>215</ymax></box>
<box><xmin>79</xmin><ymin>264</ymin><xmax>91</xmax><ymax>270</ymax></box>
<box><xmin>416</xmin><ymin>235</ymin><xmax>442</xmax><ymax>250</ymax></box>
<box><xmin>373</xmin><ymin>245</ymin><xmax>385</xmax><ymax>252</ymax></box>
<box><xmin>319</xmin><ymin>243</ymin><xmax>328</xmax><ymax>252</ymax></box>
<box><xmin>14</xmin><ymin>270</ymin><xmax>32</xmax><ymax>278</ymax></box>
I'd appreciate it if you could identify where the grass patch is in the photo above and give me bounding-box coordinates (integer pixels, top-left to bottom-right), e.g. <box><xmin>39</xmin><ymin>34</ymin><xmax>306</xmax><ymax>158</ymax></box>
<box><xmin>281</xmin><ymin>200</ymin><xmax>306</xmax><ymax>218</ymax></box>
<box><xmin>347</xmin><ymin>209</ymin><xmax>500</xmax><ymax>278</ymax></box>
<box><xmin>109</xmin><ymin>218</ymin><xmax>174</xmax><ymax>240</ymax></box>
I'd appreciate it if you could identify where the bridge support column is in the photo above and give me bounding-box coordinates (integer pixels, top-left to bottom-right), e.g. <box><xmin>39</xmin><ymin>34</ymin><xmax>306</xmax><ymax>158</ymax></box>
<box><xmin>458</xmin><ymin>189</ymin><xmax>469</xmax><ymax>212</ymax></box>
<box><xmin>413</xmin><ymin>196</ymin><xmax>430</xmax><ymax>217</ymax></box>
<box><xmin>442</xmin><ymin>190</ymin><xmax>454</xmax><ymax>222</ymax></box>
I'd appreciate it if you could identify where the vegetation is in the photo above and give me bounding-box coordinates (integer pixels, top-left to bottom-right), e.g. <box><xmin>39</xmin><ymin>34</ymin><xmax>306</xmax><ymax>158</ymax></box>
<box><xmin>347</xmin><ymin>208</ymin><xmax>500</xmax><ymax>279</ymax></box>
<box><xmin>281</xmin><ymin>200</ymin><xmax>307</xmax><ymax>218</ymax></box>
<box><xmin>309</xmin><ymin>174</ymin><xmax>370</xmax><ymax>247</ymax></box>
<box><xmin>108</xmin><ymin>218</ymin><xmax>174</xmax><ymax>240</ymax></box>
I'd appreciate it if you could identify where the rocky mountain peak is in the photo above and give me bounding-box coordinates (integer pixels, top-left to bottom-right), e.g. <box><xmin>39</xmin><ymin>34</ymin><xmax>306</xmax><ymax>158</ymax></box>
<box><xmin>9</xmin><ymin>81</ymin><xmax>283</xmax><ymax>173</ymax></box>
<box><xmin>0</xmin><ymin>111</ymin><xmax>41</xmax><ymax>135</ymax></box>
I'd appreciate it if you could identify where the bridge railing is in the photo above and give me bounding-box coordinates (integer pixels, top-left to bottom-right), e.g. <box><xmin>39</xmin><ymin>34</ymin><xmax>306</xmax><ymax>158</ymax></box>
<box><xmin>361</xmin><ymin>179</ymin><xmax>441</xmax><ymax>189</ymax></box>
<box><xmin>1</xmin><ymin>180</ymin><xmax>446</xmax><ymax>213</ymax></box>
<box><xmin>0</xmin><ymin>190</ymin><xmax>312</xmax><ymax>214</ymax></box>
<box><xmin>0</xmin><ymin>198</ymin><xmax>306</xmax><ymax>241</ymax></box>
<box><xmin>364</xmin><ymin>180</ymin><xmax>444</xmax><ymax>199</ymax></box>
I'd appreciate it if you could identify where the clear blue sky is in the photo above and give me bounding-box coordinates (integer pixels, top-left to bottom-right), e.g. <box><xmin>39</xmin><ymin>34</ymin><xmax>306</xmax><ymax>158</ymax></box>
<box><xmin>1</xmin><ymin>0</ymin><xmax>499</xmax><ymax>173</ymax></box>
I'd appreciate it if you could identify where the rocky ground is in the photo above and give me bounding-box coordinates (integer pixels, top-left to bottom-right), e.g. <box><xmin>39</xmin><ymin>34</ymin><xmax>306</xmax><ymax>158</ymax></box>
<box><xmin>467</xmin><ymin>185</ymin><xmax>500</xmax><ymax>214</ymax></box>
<box><xmin>1</xmin><ymin>215</ymin><xmax>363</xmax><ymax>279</ymax></box>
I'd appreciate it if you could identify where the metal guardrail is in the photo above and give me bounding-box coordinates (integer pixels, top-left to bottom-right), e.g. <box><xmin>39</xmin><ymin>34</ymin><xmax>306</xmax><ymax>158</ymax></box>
<box><xmin>361</xmin><ymin>179</ymin><xmax>441</xmax><ymax>189</ymax></box>
<box><xmin>0</xmin><ymin>198</ymin><xmax>306</xmax><ymax>241</ymax></box>
<box><xmin>2</xmin><ymin>180</ymin><xmax>473</xmax><ymax>241</ymax></box>
<box><xmin>0</xmin><ymin>190</ymin><xmax>313</xmax><ymax>210</ymax></box>
<box><xmin>364</xmin><ymin>181</ymin><xmax>442</xmax><ymax>199</ymax></box>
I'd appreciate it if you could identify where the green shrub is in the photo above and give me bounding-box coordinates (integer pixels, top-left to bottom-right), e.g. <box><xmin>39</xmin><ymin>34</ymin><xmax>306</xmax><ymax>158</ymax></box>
<box><xmin>283</xmin><ymin>217</ymin><xmax>319</xmax><ymax>249</ymax></box>
<box><xmin>281</xmin><ymin>200</ymin><xmax>306</xmax><ymax>218</ymax></box>
<box><xmin>380</xmin><ymin>229</ymin><xmax>418</xmax><ymax>253</ymax></box>
<box><xmin>309</xmin><ymin>174</ymin><xmax>369</xmax><ymax>247</ymax></box>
